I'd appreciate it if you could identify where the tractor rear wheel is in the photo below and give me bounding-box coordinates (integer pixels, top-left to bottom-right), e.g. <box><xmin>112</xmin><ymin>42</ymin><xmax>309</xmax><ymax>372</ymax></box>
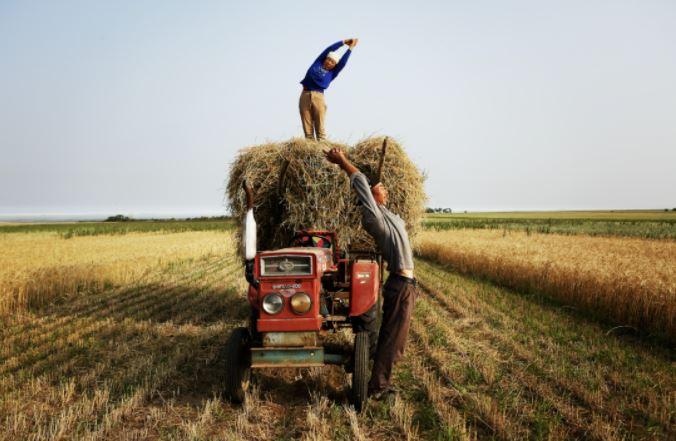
<box><xmin>351</xmin><ymin>332</ymin><xmax>370</xmax><ymax>412</ymax></box>
<box><xmin>223</xmin><ymin>327</ymin><xmax>251</xmax><ymax>403</ymax></box>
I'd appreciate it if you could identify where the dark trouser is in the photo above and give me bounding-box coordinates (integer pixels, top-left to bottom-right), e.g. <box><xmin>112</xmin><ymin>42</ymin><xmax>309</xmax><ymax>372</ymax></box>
<box><xmin>356</xmin><ymin>274</ymin><xmax>417</xmax><ymax>392</ymax></box>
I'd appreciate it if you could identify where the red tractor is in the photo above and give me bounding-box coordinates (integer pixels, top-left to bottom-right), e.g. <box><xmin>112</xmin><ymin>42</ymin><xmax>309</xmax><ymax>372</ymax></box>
<box><xmin>224</xmin><ymin>229</ymin><xmax>381</xmax><ymax>411</ymax></box>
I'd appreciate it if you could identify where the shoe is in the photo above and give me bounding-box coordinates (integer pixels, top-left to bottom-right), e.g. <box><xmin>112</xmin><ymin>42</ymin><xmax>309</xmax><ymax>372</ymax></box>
<box><xmin>368</xmin><ymin>386</ymin><xmax>397</xmax><ymax>401</ymax></box>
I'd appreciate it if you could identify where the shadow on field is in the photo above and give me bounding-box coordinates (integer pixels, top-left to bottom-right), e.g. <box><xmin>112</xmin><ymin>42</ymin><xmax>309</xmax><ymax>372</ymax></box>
<box><xmin>5</xmin><ymin>259</ymin><xmax>354</xmax><ymax>430</ymax></box>
<box><xmin>417</xmin><ymin>257</ymin><xmax>675</xmax><ymax>350</ymax></box>
<box><xmin>4</xmin><ymin>263</ymin><xmax>251</xmax><ymax>410</ymax></box>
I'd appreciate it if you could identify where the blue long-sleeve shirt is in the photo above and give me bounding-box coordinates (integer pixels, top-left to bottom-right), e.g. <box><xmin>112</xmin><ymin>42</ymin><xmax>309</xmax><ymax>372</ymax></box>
<box><xmin>300</xmin><ymin>41</ymin><xmax>352</xmax><ymax>93</ymax></box>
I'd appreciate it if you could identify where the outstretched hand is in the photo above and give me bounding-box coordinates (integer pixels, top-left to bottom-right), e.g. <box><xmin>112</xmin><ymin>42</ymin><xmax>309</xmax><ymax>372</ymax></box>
<box><xmin>324</xmin><ymin>147</ymin><xmax>346</xmax><ymax>165</ymax></box>
<box><xmin>344</xmin><ymin>38</ymin><xmax>359</xmax><ymax>49</ymax></box>
<box><xmin>324</xmin><ymin>147</ymin><xmax>359</xmax><ymax>176</ymax></box>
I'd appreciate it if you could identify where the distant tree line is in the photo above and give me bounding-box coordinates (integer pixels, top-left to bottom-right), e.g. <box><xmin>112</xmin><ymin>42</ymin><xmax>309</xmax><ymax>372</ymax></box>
<box><xmin>425</xmin><ymin>208</ymin><xmax>453</xmax><ymax>214</ymax></box>
<box><xmin>104</xmin><ymin>215</ymin><xmax>132</xmax><ymax>222</ymax></box>
<box><xmin>104</xmin><ymin>215</ymin><xmax>231</xmax><ymax>222</ymax></box>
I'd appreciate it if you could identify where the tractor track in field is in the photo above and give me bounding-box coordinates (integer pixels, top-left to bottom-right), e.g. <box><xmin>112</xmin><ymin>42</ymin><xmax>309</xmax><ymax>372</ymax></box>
<box><xmin>1</xmin><ymin>254</ymin><xmax>249</xmax><ymax>440</ymax></box>
<box><xmin>0</xmin><ymin>258</ymin><xmax>233</xmax><ymax>378</ymax></box>
<box><xmin>417</xmin><ymin>282</ymin><xmax>621</xmax><ymax>437</ymax></box>
<box><xmin>411</xmin><ymin>282</ymin><xmax>594</xmax><ymax>439</ymax></box>
<box><xmin>412</xmin><ymin>259</ymin><xmax>674</xmax><ymax>440</ymax></box>
<box><xmin>0</xmin><ymin>256</ymin><xmax>232</xmax><ymax>345</ymax></box>
<box><xmin>413</xmin><ymin>283</ymin><xmax>602</xmax><ymax>437</ymax></box>
<box><xmin>433</xmin><ymin>260</ymin><xmax>673</xmax><ymax>427</ymax></box>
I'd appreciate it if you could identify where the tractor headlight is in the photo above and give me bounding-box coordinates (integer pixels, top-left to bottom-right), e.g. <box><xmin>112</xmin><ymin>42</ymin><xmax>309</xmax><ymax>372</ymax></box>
<box><xmin>262</xmin><ymin>293</ymin><xmax>283</xmax><ymax>315</ymax></box>
<box><xmin>290</xmin><ymin>292</ymin><xmax>312</xmax><ymax>314</ymax></box>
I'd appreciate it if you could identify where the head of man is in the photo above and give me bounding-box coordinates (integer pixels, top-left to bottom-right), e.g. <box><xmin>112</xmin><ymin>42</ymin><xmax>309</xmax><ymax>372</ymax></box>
<box><xmin>371</xmin><ymin>183</ymin><xmax>388</xmax><ymax>205</ymax></box>
<box><xmin>323</xmin><ymin>52</ymin><xmax>339</xmax><ymax>70</ymax></box>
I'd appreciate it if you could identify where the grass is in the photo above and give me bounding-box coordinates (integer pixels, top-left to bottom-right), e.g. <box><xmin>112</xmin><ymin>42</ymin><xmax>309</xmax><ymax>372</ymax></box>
<box><xmin>0</xmin><ymin>219</ymin><xmax>235</xmax><ymax>237</ymax></box>
<box><xmin>416</xmin><ymin>229</ymin><xmax>676</xmax><ymax>343</ymax></box>
<box><xmin>423</xmin><ymin>212</ymin><xmax>676</xmax><ymax>239</ymax></box>
<box><xmin>1</xmin><ymin>223</ymin><xmax>674</xmax><ymax>439</ymax></box>
<box><xmin>426</xmin><ymin>210</ymin><xmax>676</xmax><ymax>220</ymax></box>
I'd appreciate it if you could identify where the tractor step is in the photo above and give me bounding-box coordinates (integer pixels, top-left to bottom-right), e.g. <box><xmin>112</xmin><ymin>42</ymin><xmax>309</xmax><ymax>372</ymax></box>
<box><xmin>251</xmin><ymin>347</ymin><xmax>348</xmax><ymax>368</ymax></box>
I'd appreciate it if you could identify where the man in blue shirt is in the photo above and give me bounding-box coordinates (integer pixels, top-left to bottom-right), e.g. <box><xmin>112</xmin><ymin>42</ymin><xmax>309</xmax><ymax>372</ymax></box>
<box><xmin>300</xmin><ymin>38</ymin><xmax>358</xmax><ymax>140</ymax></box>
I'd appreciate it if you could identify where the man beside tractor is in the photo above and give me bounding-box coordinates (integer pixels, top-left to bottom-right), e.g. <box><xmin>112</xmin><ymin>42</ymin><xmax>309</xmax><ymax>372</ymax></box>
<box><xmin>324</xmin><ymin>146</ymin><xmax>417</xmax><ymax>399</ymax></box>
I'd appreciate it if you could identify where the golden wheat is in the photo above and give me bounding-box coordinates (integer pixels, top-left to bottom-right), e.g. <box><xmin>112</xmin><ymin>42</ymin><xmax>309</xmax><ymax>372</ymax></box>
<box><xmin>0</xmin><ymin>230</ymin><xmax>233</xmax><ymax>313</ymax></box>
<box><xmin>416</xmin><ymin>229</ymin><xmax>676</xmax><ymax>341</ymax></box>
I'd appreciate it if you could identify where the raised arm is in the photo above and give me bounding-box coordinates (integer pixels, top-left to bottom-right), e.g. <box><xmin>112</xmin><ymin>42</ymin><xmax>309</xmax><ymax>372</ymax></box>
<box><xmin>324</xmin><ymin>148</ymin><xmax>383</xmax><ymax>220</ymax></box>
<box><xmin>332</xmin><ymin>50</ymin><xmax>351</xmax><ymax>77</ymax></box>
<box><xmin>333</xmin><ymin>38</ymin><xmax>358</xmax><ymax>76</ymax></box>
<box><xmin>314</xmin><ymin>40</ymin><xmax>345</xmax><ymax>64</ymax></box>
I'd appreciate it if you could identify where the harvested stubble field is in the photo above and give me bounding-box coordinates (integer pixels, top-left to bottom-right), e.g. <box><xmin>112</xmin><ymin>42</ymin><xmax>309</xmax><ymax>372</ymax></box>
<box><xmin>1</xmin><ymin>222</ymin><xmax>674</xmax><ymax>440</ymax></box>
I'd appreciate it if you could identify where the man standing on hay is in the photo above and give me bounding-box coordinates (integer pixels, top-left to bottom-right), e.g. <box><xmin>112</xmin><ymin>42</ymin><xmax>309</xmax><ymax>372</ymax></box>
<box><xmin>300</xmin><ymin>38</ymin><xmax>358</xmax><ymax>141</ymax></box>
<box><xmin>324</xmin><ymin>147</ymin><xmax>417</xmax><ymax>400</ymax></box>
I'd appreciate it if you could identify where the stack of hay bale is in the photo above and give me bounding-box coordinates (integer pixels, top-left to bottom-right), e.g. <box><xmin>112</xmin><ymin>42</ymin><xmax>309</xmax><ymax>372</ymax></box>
<box><xmin>226</xmin><ymin>137</ymin><xmax>425</xmax><ymax>257</ymax></box>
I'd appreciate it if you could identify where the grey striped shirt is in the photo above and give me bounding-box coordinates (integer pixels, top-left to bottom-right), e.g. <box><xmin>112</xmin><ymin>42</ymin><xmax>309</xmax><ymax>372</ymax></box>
<box><xmin>350</xmin><ymin>172</ymin><xmax>414</xmax><ymax>273</ymax></box>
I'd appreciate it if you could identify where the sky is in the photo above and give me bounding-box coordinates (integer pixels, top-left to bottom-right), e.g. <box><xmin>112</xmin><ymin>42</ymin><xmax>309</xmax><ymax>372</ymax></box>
<box><xmin>1</xmin><ymin>0</ymin><xmax>675</xmax><ymax>218</ymax></box>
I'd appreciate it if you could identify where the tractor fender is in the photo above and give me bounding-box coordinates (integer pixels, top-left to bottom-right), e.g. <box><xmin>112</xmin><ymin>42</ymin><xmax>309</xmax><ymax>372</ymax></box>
<box><xmin>349</xmin><ymin>261</ymin><xmax>380</xmax><ymax>316</ymax></box>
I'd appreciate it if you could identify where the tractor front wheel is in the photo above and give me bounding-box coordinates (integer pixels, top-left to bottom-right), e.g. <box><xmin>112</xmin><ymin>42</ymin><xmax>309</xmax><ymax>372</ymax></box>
<box><xmin>351</xmin><ymin>332</ymin><xmax>370</xmax><ymax>412</ymax></box>
<box><xmin>223</xmin><ymin>327</ymin><xmax>251</xmax><ymax>403</ymax></box>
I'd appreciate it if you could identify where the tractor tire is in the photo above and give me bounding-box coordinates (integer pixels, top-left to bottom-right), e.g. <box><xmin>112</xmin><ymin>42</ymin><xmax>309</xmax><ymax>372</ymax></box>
<box><xmin>351</xmin><ymin>332</ymin><xmax>370</xmax><ymax>412</ymax></box>
<box><xmin>223</xmin><ymin>327</ymin><xmax>251</xmax><ymax>404</ymax></box>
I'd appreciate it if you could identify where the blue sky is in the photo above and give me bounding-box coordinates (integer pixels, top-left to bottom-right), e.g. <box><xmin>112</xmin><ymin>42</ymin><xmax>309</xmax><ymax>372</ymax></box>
<box><xmin>1</xmin><ymin>0</ymin><xmax>675</xmax><ymax>217</ymax></box>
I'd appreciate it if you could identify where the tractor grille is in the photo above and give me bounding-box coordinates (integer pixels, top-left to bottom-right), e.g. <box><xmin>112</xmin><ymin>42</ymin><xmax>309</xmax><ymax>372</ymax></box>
<box><xmin>261</xmin><ymin>255</ymin><xmax>313</xmax><ymax>276</ymax></box>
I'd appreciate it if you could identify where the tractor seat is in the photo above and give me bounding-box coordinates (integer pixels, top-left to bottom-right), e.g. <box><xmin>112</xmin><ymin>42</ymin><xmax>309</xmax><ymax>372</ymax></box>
<box><xmin>294</xmin><ymin>234</ymin><xmax>332</xmax><ymax>249</ymax></box>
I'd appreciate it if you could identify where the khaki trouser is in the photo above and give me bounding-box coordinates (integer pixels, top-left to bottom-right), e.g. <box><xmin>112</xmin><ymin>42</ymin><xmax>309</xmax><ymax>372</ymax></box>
<box><xmin>299</xmin><ymin>90</ymin><xmax>326</xmax><ymax>140</ymax></box>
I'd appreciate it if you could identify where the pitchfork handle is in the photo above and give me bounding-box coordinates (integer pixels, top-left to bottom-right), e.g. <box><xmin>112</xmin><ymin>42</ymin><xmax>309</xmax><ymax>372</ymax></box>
<box><xmin>375</xmin><ymin>137</ymin><xmax>388</xmax><ymax>185</ymax></box>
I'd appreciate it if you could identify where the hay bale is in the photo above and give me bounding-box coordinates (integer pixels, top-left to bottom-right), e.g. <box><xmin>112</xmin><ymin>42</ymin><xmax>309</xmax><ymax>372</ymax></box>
<box><xmin>226</xmin><ymin>137</ymin><xmax>426</xmax><ymax>257</ymax></box>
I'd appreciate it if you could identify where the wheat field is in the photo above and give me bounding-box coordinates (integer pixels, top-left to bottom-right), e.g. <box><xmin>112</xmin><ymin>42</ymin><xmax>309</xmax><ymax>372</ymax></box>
<box><xmin>0</xmin><ymin>231</ymin><xmax>231</xmax><ymax>313</ymax></box>
<box><xmin>1</xmin><ymin>225</ymin><xmax>674</xmax><ymax>440</ymax></box>
<box><xmin>416</xmin><ymin>229</ymin><xmax>676</xmax><ymax>342</ymax></box>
